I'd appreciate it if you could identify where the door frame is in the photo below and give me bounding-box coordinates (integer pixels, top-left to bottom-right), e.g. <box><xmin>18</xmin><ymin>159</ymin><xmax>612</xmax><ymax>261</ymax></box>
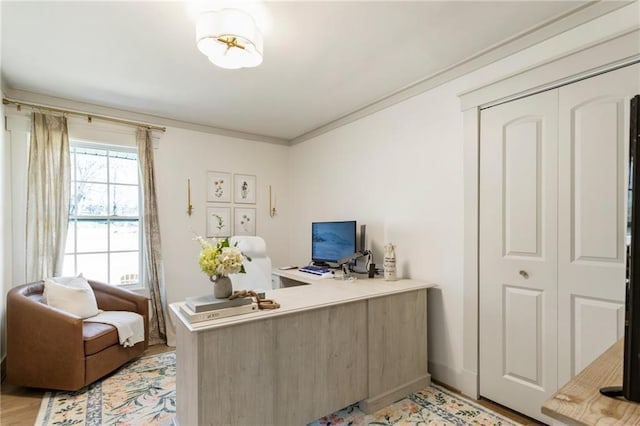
<box><xmin>459</xmin><ymin>28</ymin><xmax>640</xmax><ymax>399</ymax></box>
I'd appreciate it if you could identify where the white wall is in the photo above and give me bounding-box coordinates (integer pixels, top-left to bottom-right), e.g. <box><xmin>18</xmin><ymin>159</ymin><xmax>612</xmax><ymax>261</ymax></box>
<box><xmin>3</xmin><ymin>115</ymin><xmax>291</xmax><ymax>348</ymax></box>
<box><xmin>289</xmin><ymin>3</ymin><xmax>639</xmax><ymax>389</ymax></box>
<box><xmin>290</xmin><ymin>80</ymin><xmax>466</xmax><ymax>385</ymax></box>
<box><xmin>154</xmin><ymin>127</ymin><xmax>290</xmax><ymax>345</ymax></box>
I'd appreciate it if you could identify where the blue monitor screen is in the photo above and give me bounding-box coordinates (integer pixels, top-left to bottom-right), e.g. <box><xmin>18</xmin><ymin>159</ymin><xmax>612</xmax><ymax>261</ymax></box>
<box><xmin>312</xmin><ymin>221</ymin><xmax>356</xmax><ymax>264</ymax></box>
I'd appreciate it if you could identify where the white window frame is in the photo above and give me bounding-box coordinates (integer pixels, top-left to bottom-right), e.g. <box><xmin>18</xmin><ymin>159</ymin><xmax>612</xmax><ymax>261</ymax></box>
<box><xmin>65</xmin><ymin>140</ymin><xmax>144</xmax><ymax>290</ymax></box>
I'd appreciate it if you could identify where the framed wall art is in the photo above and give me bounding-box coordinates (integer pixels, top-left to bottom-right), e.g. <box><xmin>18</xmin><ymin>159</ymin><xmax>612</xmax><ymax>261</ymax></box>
<box><xmin>234</xmin><ymin>174</ymin><xmax>256</xmax><ymax>204</ymax></box>
<box><xmin>234</xmin><ymin>207</ymin><xmax>256</xmax><ymax>236</ymax></box>
<box><xmin>207</xmin><ymin>171</ymin><xmax>231</xmax><ymax>202</ymax></box>
<box><xmin>206</xmin><ymin>207</ymin><xmax>231</xmax><ymax>238</ymax></box>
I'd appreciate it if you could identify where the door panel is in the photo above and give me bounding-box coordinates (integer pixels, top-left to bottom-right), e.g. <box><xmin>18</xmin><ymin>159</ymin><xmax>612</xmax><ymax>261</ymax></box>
<box><xmin>480</xmin><ymin>89</ymin><xmax>558</xmax><ymax>423</ymax></box>
<box><xmin>558</xmin><ymin>64</ymin><xmax>639</xmax><ymax>385</ymax></box>
<box><xmin>572</xmin><ymin>98</ymin><xmax>625</xmax><ymax>261</ymax></box>
<box><xmin>504</xmin><ymin>119</ymin><xmax>542</xmax><ymax>257</ymax></box>
<box><xmin>503</xmin><ymin>286</ymin><xmax>543</xmax><ymax>387</ymax></box>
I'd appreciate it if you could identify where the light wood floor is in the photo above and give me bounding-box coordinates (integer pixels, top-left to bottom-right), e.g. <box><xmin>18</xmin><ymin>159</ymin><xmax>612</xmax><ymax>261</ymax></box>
<box><xmin>476</xmin><ymin>397</ymin><xmax>546</xmax><ymax>425</ymax></box>
<box><xmin>2</xmin><ymin>346</ymin><xmax>541</xmax><ymax>426</ymax></box>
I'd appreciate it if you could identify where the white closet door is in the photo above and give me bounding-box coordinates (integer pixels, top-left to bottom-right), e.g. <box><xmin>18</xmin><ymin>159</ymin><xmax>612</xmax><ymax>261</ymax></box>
<box><xmin>479</xmin><ymin>89</ymin><xmax>559</xmax><ymax>423</ymax></box>
<box><xmin>557</xmin><ymin>64</ymin><xmax>640</xmax><ymax>385</ymax></box>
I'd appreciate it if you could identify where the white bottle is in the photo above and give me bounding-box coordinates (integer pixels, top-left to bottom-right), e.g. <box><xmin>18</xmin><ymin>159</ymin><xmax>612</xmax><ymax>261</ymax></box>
<box><xmin>383</xmin><ymin>243</ymin><xmax>397</xmax><ymax>281</ymax></box>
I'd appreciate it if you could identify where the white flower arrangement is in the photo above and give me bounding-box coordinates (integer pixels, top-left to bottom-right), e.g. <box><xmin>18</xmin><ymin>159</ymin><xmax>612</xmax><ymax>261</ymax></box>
<box><xmin>194</xmin><ymin>236</ymin><xmax>249</xmax><ymax>278</ymax></box>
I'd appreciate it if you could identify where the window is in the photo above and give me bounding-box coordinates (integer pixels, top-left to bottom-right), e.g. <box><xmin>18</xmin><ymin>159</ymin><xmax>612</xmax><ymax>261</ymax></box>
<box><xmin>63</xmin><ymin>143</ymin><xmax>142</xmax><ymax>287</ymax></box>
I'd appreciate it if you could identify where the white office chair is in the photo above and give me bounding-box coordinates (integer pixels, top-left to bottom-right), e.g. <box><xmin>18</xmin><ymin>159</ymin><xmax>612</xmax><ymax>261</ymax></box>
<box><xmin>229</xmin><ymin>236</ymin><xmax>273</xmax><ymax>292</ymax></box>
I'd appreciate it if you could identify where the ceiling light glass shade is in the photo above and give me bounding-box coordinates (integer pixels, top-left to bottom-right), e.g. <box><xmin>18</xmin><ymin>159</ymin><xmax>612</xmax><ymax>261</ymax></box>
<box><xmin>196</xmin><ymin>9</ymin><xmax>264</xmax><ymax>70</ymax></box>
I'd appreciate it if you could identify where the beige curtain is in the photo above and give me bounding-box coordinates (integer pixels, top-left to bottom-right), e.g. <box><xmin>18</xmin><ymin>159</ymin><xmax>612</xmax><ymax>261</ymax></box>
<box><xmin>26</xmin><ymin>113</ymin><xmax>70</xmax><ymax>281</ymax></box>
<box><xmin>137</xmin><ymin>128</ymin><xmax>167</xmax><ymax>345</ymax></box>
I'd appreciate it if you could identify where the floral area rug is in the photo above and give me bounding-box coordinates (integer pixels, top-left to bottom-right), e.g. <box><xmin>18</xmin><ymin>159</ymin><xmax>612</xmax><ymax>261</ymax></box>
<box><xmin>36</xmin><ymin>350</ymin><xmax>520</xmax><ymax>426</ymax></box>
<box><xmin>35</xmin><ymin>351</ymin><xmax>176</xmax><ymax>425</ymax></box>
<box><xmin>307</xmin><ymin>385</ymin><xmax>522</xmax><ymax>426</ymax></box>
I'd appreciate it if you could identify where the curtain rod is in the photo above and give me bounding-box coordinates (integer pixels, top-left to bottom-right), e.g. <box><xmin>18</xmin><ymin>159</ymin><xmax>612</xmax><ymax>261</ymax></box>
<box><xmin>2</xmin><ymin>97</ymin><xmax>166</xmax><ymax>132</ymax></box>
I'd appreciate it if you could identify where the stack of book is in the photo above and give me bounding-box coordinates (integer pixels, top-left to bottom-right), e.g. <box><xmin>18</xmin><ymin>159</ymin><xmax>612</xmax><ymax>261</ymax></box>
<box><xmin>178</xmin><ymin>294</ymin><xmax>257</xmax><ymax>324</ymax></box>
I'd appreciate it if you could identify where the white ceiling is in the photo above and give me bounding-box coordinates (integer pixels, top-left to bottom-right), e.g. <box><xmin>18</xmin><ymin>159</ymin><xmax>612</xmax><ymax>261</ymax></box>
<box><xmin>1</xmin><ymin>1</ymin><xmax>605</xmax><ymax>142</ymax></box>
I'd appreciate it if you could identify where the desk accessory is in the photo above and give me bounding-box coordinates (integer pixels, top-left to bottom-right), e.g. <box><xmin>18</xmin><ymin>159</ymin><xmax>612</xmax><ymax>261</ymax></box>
<box><xmin>178</xmin><ymin>301</ymin><xmax>257</xmax><ymax>323</ymax></box>
<box><xmin>229</xmin><ymin>290</ymin><xmax>280</xmax><ymax>309</ymax></box>
<box><xmin>299</xmin><ymin>265</ymin><xmax>333</xmax><ymax>277</ymax></box>
<box><xmin>186</xmin><ymin>294</ymin><xmax>252</xmax><ymax>313</ymax></box>
<box><xmin>384</xmin><ymin>243</ymin><xmax>397</xmax><ymax>281</ymax></box>
<box><xmin>341</xmin><ymin>263</ymin><xmax>351</xmax><ymax>280</ymax></box>
<box><xmin>369</xmin><ymin>263</ymin><xmax>376</xmax><ymax>278</ymax></box>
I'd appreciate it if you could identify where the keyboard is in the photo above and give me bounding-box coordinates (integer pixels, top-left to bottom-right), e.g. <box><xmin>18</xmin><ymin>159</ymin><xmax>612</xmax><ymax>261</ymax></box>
<box><xmin>299</xmin><ymin>265</ymin><xmax>332</xmax><ymax>276</ymax></box>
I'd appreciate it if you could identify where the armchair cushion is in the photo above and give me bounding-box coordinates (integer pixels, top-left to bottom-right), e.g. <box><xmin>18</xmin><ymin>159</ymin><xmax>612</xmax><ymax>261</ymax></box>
<box><xmin>44</xmin><ymin>276</ymin><xmax>99</xmax><ymax>319</ymax></box>
<box><xmin>83</xmin><ymin>322</ymin><xmax>119</xmax><ymax>355</ymax></box>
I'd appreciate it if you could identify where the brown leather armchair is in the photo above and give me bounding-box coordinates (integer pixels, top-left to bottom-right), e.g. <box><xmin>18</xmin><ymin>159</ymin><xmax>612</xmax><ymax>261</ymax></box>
<box><xmin>6</xmin><ymin>279</ymin><xmax>149</xmax><ymax>391</ymax></box>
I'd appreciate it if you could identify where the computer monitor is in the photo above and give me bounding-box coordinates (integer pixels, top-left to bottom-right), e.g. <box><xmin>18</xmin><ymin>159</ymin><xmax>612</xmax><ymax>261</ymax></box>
<box><xmin>311</xmin><ymin>221</ymin><xmax>357</xmax><ymax>266</ymax></box>
<box><xmin>621</xmin><ymin>94</ymin><xmax>640</xmax><ymax>402</ymax></box>
<box><xmin>600</xmin><ymin>94</ymin><xmax>640</xmax><ymax>402</ymax></box>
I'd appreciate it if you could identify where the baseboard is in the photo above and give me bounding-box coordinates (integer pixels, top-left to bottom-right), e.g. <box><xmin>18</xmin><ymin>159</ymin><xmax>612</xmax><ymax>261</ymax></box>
<box><xmin>428</xmin><ymin>359</ymin><xmax>465</xmax><ymax>393</ymax></box>
<box><xmin>459</xmin><ymin>368</ymin><xmax>479</xmax><ymax>399</ymax></box>
<box><xmin>359</xmin><ymin>374</ymin><xmax>431</xmax><ymax>414</ymax></box>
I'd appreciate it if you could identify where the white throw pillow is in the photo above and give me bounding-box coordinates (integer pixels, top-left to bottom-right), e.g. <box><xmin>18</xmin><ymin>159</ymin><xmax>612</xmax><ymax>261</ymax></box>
<box><xmin>44</xmin><ymin>276</ymin><xmax>100</xmax><ymax>319</ymax></box>
<box><xmin>42</xmin><ymin>274</ymin><xmax>83</xmax><ymax>303</ymax></box>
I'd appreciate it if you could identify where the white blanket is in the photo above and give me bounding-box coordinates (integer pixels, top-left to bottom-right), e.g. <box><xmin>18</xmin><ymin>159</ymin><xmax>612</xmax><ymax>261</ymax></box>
<box><xmin>84</xmin><ymin>311</ymin><xmax>145</xmax><ymax>348</ymax></box>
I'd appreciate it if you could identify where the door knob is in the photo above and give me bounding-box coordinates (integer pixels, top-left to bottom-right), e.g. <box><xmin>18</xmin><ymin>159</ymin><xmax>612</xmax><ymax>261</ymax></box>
<box><xmin>519</xmin><ymin>270</ymin><xmax>529</xmax><ymax>279</ymax></box>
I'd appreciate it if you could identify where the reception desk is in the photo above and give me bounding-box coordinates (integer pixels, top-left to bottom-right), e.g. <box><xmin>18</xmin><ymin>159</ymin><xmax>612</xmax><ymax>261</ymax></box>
<box><xmin>170</xmin><ymin>274</ymin><xmax>433</xmax><ymax>426</ymax></box>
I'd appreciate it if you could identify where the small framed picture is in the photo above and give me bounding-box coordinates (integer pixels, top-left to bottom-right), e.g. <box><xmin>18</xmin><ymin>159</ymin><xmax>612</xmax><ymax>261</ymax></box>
<box><xmin>207</xmin><ymin>171</ymin><xmax>231</xmax><ymax>203</ymax></box>
<box><xmin>234</xmin><ymin>174</ymin><xmax>256</xmax><ymax>204</ymax></box>
<box><xmin>234</xmin><ymin>207</ymin><xmax>256</xmax><ymax>236</ymax></box>
<box><xmin>206</xmin><ymin>207</ymin><xmax>231</xmax><ymax>238</ymax></box>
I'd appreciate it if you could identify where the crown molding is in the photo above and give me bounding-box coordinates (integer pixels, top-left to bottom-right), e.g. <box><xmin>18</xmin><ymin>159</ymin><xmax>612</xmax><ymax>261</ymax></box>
<box><xmin>2</xmin><ymin>87</ymin><xmax>290</xmax><ymax>146</ymax></box>
<box><xmin>290</xmin><ymin>0</ymin><xmax>632</xmax><ymax>145</ymax></box>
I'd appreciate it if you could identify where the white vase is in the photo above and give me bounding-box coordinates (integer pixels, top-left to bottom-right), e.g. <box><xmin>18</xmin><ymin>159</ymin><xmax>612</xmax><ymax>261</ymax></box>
<box><xmin>383</xmin><ymin>243</ymin><xmax>397</xmax><ymax>281</ymax></box>
<box><xmin>211</xmin><ymin>275</ymin><xmax>233</xmax><ymax>299</ymax></box>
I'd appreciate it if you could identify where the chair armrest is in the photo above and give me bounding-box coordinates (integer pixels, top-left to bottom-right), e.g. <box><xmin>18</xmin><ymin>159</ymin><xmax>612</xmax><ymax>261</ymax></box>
<box><xmin>89</xmin><ymin>280</ymin><xmax>150</xmax><ymax>349</ymax></box>
<box><xmin>90</xmin><ymin>280</ymin><xmax>148</xmax><ymax>313</ymax></box>
<box><xmin>7</xmin><ymin>287</ymin><xmax>86</xmax><ymax>387</ymax></box>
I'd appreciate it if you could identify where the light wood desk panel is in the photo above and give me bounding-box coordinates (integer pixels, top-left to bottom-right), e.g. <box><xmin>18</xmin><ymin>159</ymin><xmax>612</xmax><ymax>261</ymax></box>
<box><xmin>364</xmin><ymin>290</ymin><xmax>428</xmax><ymax>413</ymax></box>
<box><xmin>171</xmin><ymin>275</ymin><xmax>433</xmax><ymax>425</ymax></box>
<box><xmin>274</xmin><ymin>301</ymin><xmax>368</xmax><ymax>425</ymax></box>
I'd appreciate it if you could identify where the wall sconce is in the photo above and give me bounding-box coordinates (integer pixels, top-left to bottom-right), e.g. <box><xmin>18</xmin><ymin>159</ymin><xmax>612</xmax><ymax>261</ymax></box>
<box><xmin>269</xmin><ymin>185</ymin><xmax>276</xmax><ymax>218</ymax></box>
<box><xmin>187</xmin><ymin>178</ymin><xmax>194</xmax><ymax>216</ymax></box>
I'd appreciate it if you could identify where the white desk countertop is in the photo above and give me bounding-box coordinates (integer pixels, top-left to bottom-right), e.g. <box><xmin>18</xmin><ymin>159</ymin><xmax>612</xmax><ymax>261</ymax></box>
<box><xmin>170</xmin><ymin>273</ymin><xmax>434</xmax><ymax>333</ymax></box>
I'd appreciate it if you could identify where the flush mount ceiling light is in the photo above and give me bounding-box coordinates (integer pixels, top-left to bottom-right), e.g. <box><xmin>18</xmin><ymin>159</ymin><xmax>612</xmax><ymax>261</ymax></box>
<box><xmin>196</xmin><ymin>9</ymin><xmax>264</xmax><ymax>70</ymax></box>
